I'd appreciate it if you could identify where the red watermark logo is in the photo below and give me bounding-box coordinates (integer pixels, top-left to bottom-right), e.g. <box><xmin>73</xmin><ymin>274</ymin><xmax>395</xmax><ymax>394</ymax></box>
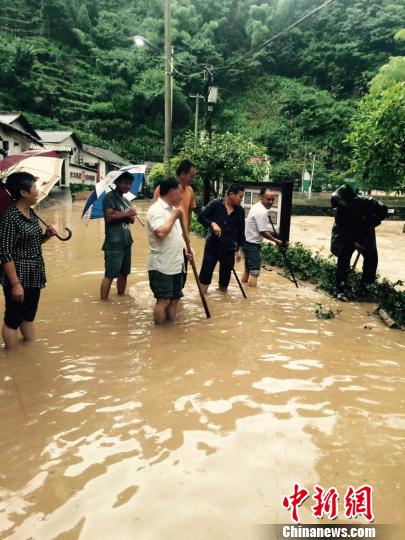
<box><xmin>282</xmin><ymin>484</ymin><xmax>374</xmax><ymax>523</ymax></box>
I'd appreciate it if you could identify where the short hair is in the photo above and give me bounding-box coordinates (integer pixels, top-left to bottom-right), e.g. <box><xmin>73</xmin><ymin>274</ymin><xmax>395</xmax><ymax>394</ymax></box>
<box><xmin>226</xmin><ymin>182</ymin><xmax>245</xmax><ymax>195</ymax></box>
<box><xmin>259</xmin><ymin>187</ymin><xmax>274</xmax><ymax>197</ymax></box>
<box><xmin>5</xmin><ymin>172</ymin><xmax>36</xmax><ymax>200</ymax></box>
<box><xmin>115</xmin><ymin>171</ymin><xmax>133</xmax><ymax>184</ymax></box>
<box><xmin>176</xmin><ymin>159</ymin><xmax>195</xmax><ymax>176</ymax></box>
<box><xmin>160</xmin><ymin>177</ymin><xmax>180</xmax><ymax>196</ymax></box>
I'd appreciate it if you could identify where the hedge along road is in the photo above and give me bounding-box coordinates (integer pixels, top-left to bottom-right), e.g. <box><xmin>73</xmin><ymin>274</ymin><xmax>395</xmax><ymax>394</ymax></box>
<box><xmin>0</xmin><ymin>198</ymin><xmax>404</xmax><ymax>540</ymax></box>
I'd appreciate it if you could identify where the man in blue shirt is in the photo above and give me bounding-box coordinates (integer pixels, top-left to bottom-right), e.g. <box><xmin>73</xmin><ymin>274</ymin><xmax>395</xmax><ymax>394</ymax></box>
<box><xmin>197</xmin><ymin>183</ymin><xmax>246</xmax><ymax>294</ymax></box>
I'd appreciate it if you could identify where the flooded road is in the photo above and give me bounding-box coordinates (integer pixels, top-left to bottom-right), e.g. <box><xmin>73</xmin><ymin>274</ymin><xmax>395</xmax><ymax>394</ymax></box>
<box><xmin>291</xmin><ymin>216</ymin><xmax>405</xmax><ymax>284</ymax></box>
<box><xmin>0</xmin><ymin>197</ymin><xmax>404</xmax><ymax>539</ymax></box>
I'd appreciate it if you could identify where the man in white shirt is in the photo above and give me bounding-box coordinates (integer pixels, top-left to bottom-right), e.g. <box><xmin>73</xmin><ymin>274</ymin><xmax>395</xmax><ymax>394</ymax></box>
<box><xmin>146</xmin><ymin>178</ymin><xmax>191</xmax><ymax>324</ymax></box>
<box><xmin>242</xmin><ymin>188</ymin><xmax>282</xmax><ymax>287</ymax></box>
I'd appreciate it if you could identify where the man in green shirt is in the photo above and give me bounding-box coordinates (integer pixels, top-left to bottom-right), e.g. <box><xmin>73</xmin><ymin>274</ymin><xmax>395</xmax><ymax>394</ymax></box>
<box><xmin>100</xmin><ymin>171</ymin><xmax>137</xmax><ymax>300</ymax></box>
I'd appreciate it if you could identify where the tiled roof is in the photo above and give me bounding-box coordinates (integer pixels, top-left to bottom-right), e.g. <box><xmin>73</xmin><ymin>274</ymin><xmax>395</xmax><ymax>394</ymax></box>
<box><xmin>37</xmin><ymin>131</ymin><xmax>75</xmax><ymax>143</ymax></box>
<box><xmin>0</xmin><ymin>113</ymin><xmax>20</xmax><ymax>124</ymax></box>
<box><xmin>0</xmin><ymin>112</ymin><xmax>40</xmax><ymax>139</ymax></box>
<box><xmin>82</xmin><ymin>143</ymin><xmax>130</xmax><ymax>166</ymax></box>
<box><xmin>0</xmin><ymin>121</ymin><xmax>43</xmax><ymax>145</ymax></box>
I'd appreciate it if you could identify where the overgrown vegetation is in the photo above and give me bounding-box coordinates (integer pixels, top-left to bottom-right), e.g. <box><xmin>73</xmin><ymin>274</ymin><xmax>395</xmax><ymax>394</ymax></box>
<box><xmin>0</xmin><ymin>0</ymin><xmax>403</xmax><ymax>191</ymax></box>
<box><xmin>260</xmin><ymin>242</ymin><xmax>405</xmax><ymax>327</ymax></box>
<box><xmin>179</xmin><ymin>132</ymin><xmax>268</xmax><ymax>203</ymax></box>
<box><xmin>191</xmin><ymin>217</ymin><xmax>404</xmax><ymax>326</ymax></box>
<box><xmin>315</xmin><ymin>304</ymin><xmax>341</xmax><ymax>320</ymax></box>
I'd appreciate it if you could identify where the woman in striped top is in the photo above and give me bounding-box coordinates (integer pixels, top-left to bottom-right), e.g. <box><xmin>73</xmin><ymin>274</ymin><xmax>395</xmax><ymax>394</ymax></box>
<box><xmin>0</xmin><ymin>172</ymin><xmax>57</xmax><ymax>349</ymax></box>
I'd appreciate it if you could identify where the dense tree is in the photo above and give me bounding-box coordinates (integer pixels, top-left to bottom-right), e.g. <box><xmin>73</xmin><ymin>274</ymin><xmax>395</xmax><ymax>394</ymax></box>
<box><xmin>346</xmin><ymin>82</ymin><xmax>405</xmax><ymax>192</ymax></box>
<box><xmin>0</xmin><ymin>0</ymin><xmax>403</xmax><ymax>191</ymax></box>
<box><xmin>180</xmin><ymin>132</ymin><xmax>269</xmax><ymax>204</ymax></box>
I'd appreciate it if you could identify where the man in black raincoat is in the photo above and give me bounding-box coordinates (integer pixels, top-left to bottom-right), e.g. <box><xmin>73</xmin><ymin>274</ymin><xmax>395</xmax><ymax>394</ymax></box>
<box><xmin>330</xmin><ymin>185</ymin><xmax>388</xmax><ymax>301</ymax></box>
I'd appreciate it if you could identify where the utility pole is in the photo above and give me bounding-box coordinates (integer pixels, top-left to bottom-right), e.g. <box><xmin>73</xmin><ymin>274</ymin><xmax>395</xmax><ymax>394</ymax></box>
<box><xmin>202</xmin><ymin>67</ymin><xmax>214</xmax><ymax>204</ymax></box>
<box><xmin>164</xmin><ymin>0</ymin><xmax>172</xmax><ymax>177</ymax></box>
<box><xmin>301</xmin><ymin>142</ymin><xmax>307</xmax><ymax>194</ymax></box>
<box><xmin>203</xmin><ymin>68</ymin><xmax>214</xmax><ymax>143</ymax></box>
<box><xmin>189</xmin><ymin>94</ymin><xmax>204</xmax><ymax>141</ymax></box>
<box><xmin>309</xmin><ymin>153</ymin><xmax>316</xmax><ymax>199</ymax></box>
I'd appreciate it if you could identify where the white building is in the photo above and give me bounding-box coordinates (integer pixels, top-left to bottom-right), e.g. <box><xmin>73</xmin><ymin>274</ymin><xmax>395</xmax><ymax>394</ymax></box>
<box><xmin>35</xmin><ymin>132</ymin><xmax>131</xmax><ymax>188</ymax></box>
<box><xmin>36</xmin><ymin>131</ymin><xmax>84</xmax><ymax>187</ymax></box>
<box><xmin>0</xmin><ymin>112</ymin><xmax>42</xmax><ymax>158</ymax></box>
<box><xmin>80</xmin><ymin>143</ymin><xmax>130</xmax><ymax>180</ymax></box>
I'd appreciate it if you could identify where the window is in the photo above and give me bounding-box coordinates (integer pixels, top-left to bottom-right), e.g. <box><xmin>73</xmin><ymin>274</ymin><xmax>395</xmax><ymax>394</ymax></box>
<box><xmin>244</xmin><ymin>191</ymin><xmax>252</xmax><ymax>205</ymax></box>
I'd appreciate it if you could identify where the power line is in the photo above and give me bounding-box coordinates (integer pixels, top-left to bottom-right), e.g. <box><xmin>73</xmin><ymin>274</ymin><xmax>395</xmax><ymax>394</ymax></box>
<box><xmin>212</xmin><ymin>0</ymin><xmax>339</xmax><ymax>75</ymax></box>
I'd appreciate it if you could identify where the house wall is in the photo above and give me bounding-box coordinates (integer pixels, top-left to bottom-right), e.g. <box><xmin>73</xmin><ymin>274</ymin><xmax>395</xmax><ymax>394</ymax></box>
<box><xmin>0</xmin><ymin>126</ymin><xmax>32</xmax><ymax>157</ymax></box>
<box><xmin>79</xmin><ymin>149</ymin><xmax>107</xmax><ymax>180</ymax></box>
<box><xmin>9</xmin><ymin>119</ymin><xmax>31</xmax><ymax>135</ymax></box>
<box><xmin>69</xmin><ymin>164</ymin><xmax>97</xmax><ymax>186</ymax></box>
<box><xmin>42</xmin><ymin>136</ymin><xmax>82</xmax><ymax>188</ymax></box>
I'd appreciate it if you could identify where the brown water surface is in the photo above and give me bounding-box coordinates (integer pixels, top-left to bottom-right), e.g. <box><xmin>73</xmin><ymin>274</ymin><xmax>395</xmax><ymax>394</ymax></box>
<box><xmin>291</xmin><ymin>216</ymin><xmax>405</xmax><ymax>284</ymax></box>
<box><xmin>0</xmin><ymin>198</ymin><xmax>404</xmax><ymax>539</ymax></box>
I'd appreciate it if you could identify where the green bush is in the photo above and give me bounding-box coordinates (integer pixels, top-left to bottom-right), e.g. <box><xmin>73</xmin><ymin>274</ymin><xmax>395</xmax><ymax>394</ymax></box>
<box><xmin>260</xmin><ymin>242</ymin><xmax>404</xmax><ymax>327</ymax></box>
<box><xmin>70</xmin><ymin>183</ymin><xmax>93</xmax><ymax>194</ymax></box>
<box><xmin>147</xmin><ymin>158</ymin><xmax>184</xmax><ymax>194</ymax></box>
<box><xmin>190</xmin><ymin>214</ymin><xmax>207</xmax><ymax>239</ymax></box>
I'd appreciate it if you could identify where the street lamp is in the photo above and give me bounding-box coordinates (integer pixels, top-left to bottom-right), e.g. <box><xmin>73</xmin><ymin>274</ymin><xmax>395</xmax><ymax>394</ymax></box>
<box><xmin>133</xmin><ymin>33</ymin><xmax>172</xmax><ymax>174</ymax></box>
<box><xmin>133</xmin><ymin>1</ymin><xmax>172</xmax><ymax>174</ymax></box>
<box><xmin>133</xmin><ymin>35</ymin><xmax>161</xmax><ymax>52</ymax></box>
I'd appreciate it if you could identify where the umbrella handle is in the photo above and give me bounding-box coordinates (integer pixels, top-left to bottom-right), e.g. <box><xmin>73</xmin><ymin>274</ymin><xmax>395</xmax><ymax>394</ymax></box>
<box><xmin>34</xmin><ymin>211</ymin><xmax>73</xmax><ymax>242</ymax></box>
<box><xmin>55</xmin><ymin>227</ymin><xmax>73</xmax><ymax>241</ymax></box>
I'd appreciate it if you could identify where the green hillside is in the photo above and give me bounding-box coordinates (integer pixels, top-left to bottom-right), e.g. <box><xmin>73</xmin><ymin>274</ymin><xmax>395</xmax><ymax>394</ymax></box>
<box><xmin>0</xmin><ymin>0</ymin><xmax>403</xmax><ymax>184</ymax></box>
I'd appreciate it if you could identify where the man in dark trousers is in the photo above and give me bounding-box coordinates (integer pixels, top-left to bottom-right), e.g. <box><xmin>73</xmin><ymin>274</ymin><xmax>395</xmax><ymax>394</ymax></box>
<box><xmin>100</xmin><ymin>171</ymin><xmax>137</xmax><ymax>300</ymax></box>
<box><xmin>198</xmin><ymin>183</ymin><xmax>245</xmax><ymax>294</ymax></box>
<box><xmin>330</xmin><ymin>184</ymin><xmax>388</xmax><ymax>301</ymax></box>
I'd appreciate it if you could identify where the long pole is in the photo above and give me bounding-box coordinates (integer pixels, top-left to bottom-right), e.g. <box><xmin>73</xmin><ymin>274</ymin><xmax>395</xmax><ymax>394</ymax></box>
<box><xmin>232</xmin><ymin>268</ymin><xmax>247</xmax><ymax>299</ymax></box>
<box><xmin>171</xmin><ymin>45</ymin><xmax>174</xmax><ymax>122</ymax></box>
<box><xmin>195</xmin><ymin>95</ymin><xmax>199</xmax><ymax>138</ymax></box>
<box><xmin>189</xmin><ymin>94</ymin><xmax>204</xmax><ymax>142</ymax></box>
<box><xmin>309</xmin><ymin>153</ymin><xmax>316</xmax><ymax>199</ymax></box>
<box><xmin>301</xmin><ymin>142</ymin><xmax>307</xmax><ymax>194</ymax></box>
<box><xmin>179</xmin><ymin>218</ymin><xmax>211</xmax><ymax>319</ymax></box>
<box><xmin>268</xmin><ymin>214</ymin><xmax>299</xmax><ymax>288</ymax></box>
<box><xmin>164</xmin><ymin>0</ymin><xmax>172</xmax><ymax>176</ymax></box>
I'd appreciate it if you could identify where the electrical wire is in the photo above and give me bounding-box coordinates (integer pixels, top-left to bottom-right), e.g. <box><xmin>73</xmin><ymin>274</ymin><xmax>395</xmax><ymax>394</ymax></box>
<box><xmin>212</xmin><ymin>0</ymin><xmax>339</xmax><ymax>75</ymax></box>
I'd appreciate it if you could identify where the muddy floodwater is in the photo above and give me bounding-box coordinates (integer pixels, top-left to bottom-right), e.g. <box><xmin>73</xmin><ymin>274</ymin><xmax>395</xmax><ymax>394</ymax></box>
<box><xmin>0</xmin><ymin>197</ymin><xmax>404</xmax><ymax>540</ymax></box>
<box><xmin>291</xmin><ymin>216</ymin><xmax>405</xmax><ymax>284</ymax></box>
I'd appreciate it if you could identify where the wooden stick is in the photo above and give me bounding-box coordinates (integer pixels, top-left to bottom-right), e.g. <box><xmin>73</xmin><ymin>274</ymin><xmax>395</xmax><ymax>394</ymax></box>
<box><xmin>179</xmin><ymin>218</ymin><xmax>211</xmax><ymax>319</ymax></box>
<box><xmin>232</xmin><ymin>268</ymin><xmax>247</xmax><ymax>298</ymax></box>
<box><xmin>351</xmin><ymin>250</ymin><xmax>361</xmax><ymax>271</ymax></box>
<box><xmin>136</xmin><ymin>215</ymin><xmax>145</xmax><ymax>227</ymax></box>
<box><xmin>268</xmin><ymin>215</ymin><xmax>298</xmax><ymax>288</ymax></box>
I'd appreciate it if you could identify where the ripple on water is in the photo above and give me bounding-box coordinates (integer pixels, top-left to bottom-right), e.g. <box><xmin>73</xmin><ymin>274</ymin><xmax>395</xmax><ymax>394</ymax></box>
<box><xmin>63</xmin><ymin>402</ymin><xmax>93</xmax><ymax>413</ymax></box>
<box><xmin>282</xmin><ymin>359</ymin><xmax>323</xmax><ymax>371</ymax></box>
<box><xmin>253</xmin><ymin>377</ymin><xmax>323</xmax><ymax>394</ymax></box>
<box><xmin>259</xmin><ymin>352</ymin><xmax>291</xmax><ymax>362</ymax></box>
